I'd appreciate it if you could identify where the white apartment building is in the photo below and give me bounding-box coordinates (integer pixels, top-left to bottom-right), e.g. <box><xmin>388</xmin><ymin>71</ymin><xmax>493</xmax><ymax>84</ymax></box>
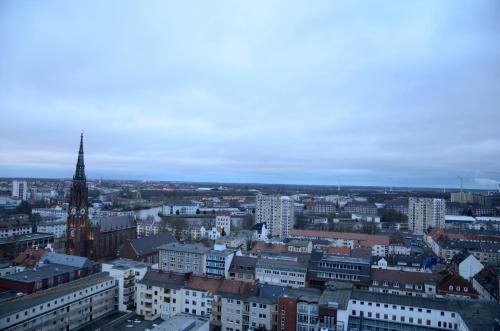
<box><xmin>408</xmin><ymin>198</ymin><xmax>446</xmax><ymax>235</ymax></box>
<box><xmin>450</xmin><ymin>192</ymin><xmax>474</xmax><ymax>204</ymax></box>
<box><xmin>11</xmin><ymin>180</ymin><xmax>28</xmax><ymax>200</ymax></box>
<box><xmin>136</xmin><ymin>218</ymin><xmax>161</xmax><ymax>237</ymax></box>
<box><xmin>32</xmin><ymin>207</ymin><xmax>67</xmax><ymax>219</ymax></box>
<box><xmin>102</xmin><ymin>259</ymin><xmax>150</xmax><ymax>312</ymax></box>
<box><xmin>255</xmin><ymin>194</ymin><xmax>295</xmax><ymax>238</ymax></box>
<box><xmin>216</xmin><ymin>215</ymin><xmax>231</xmax><ymax>235</ymax></box>
<box><xmin>0</xmin><ymin>220</ymin><xmax>32</xmax><ymax>238</ymax></box>
<box><xmin>37</xmin><ymin>219</ymin><xmax>66</xmax><ymax>238</ymax></box>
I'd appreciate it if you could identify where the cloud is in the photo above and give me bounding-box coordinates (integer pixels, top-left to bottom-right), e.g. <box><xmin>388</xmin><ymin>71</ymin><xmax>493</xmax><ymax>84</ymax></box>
<box><xmin>0</xmin><ymin>0</ymin><xmax>500</xmax><ymax>188</ymax></box>
<box><xmin>474</xmin><ymin>178</ymin><xmax>500</xmax><ymax>187</ymax></box>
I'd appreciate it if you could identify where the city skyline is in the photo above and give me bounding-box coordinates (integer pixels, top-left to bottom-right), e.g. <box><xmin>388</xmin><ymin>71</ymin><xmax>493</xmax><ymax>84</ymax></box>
<box><xmin>1</xmin><ymin>1</ymin><xmax>500</xmax><ymax>188</ymax></box>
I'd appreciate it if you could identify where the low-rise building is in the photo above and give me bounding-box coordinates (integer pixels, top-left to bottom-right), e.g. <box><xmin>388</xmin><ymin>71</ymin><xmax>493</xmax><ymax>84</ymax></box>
<box><xmin>158</xmin><ymin>243</ymin><xmax>208</xmax><ymax>275</ymax></box>
<box><xmin>0</xmin><ymin>253</ymin><xmax>99</xmax><ymax>294</ymax></box>
<box><xmin>119</xmin><ymin>232</ymin><xmax>176</xmax><ymax>264</ymax></box>
<box><xmin>228</xmin><ymin>255</ymin><xmax>257</xmax><ymax>283</ymax></box>
<box><xmin>369</xmin><ymin>268</ymin><xmax>444</xmax><ymax>297</ymax></box>
<box><xmin>308</xmin><ymin>250</ymin><xmax>371</xmax><ymax>288</ymax></box>
<box><xmin>205</xmin><ymin>244</ymin><xmax>238</xmax><ymax>278</ymax></box>
<box><xmin>256</xmin><ymin>256</ymin><xmax>307</xmax><ymax>288</ymax></box>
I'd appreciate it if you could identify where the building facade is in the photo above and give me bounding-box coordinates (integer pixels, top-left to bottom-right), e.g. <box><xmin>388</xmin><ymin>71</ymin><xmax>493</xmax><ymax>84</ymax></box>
<box><xmin>408</xmin><ymin>198</ymin><xmax>446</xmax><ymax>235</ymax></box>
<box><xmin>159</xmin><ymin>243</ymin><xmax>208</xmax><ymax>275</ymax></box>
<box><xmin>255</xmin><ymin>194</ymin><xmax>295</xmax><ymax>239</ymax></box>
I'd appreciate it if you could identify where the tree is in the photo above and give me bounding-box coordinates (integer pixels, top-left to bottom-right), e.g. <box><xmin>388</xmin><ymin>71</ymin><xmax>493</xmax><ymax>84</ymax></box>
<box><xmin>16</xmin><ymin>201</ymin><xmax>32</xmax><ymax>215</ymax></box>
<box><xmin>196</xmin><ymin>209</ymin><xmax>200</xmax><ymax>215</ymax></box>
<box><xmin>175</xmin><ymin>209</ymin><xmax>180</xmax><ymax>216</ymax></box>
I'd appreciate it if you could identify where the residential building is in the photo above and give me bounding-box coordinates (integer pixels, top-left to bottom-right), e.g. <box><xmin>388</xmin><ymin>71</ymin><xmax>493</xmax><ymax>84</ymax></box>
<box><xmin>11</xmin><ymin>180</ymin><xmax>28</xmax><ymax>201</ymax></box>
<box><xmin>228</xmin><ymin>256</ymin><xmax>257</xmax><ymax>283</ymax></box>
<box><xmin>205</xmin><ymin>244</ymin><xmax>238</xmax><ymax>278</ymax></box>
<box><xmin>0</xmin><ymin>272</ymin><xmax>117</xmax><ymax>331</ymax></box>
<box><xmin>158</xmin><ymin>243</ymin><xmax>208</xmax><ymax>275</ymax></box>
<box><xmin>119</xmin><ymin>232</ymin><xmax>176</xmax><ymax>264</ymax></box>
<box><xmin>102</xmin><ymin>259</ymin><xmax>151</xmax><ymax>311</ymax></box>
<box><xmin>342</xmin><ymin>201</ymin><xmax>378</xmax><ymax>216</ymax></box>
<box><xmin>408</xmin><ymin>198</ymin><xmax>446</xmax><ymax>234</ymax></box>
<box><xmin>162</xmin><ymin>201</ymin><xmax>199</xmax><ymax>215</ymax></box>
<box><xmin>451</xmin><ymin>192</ymin><xmax>474</xmax><ymax>204</ymax></box>
<box><xmin>136</xmin><ymin>218</ymin><xmax>161</xmax><ymax>236</ymax></box>
<box><xmin>289</xmin><ymin>229</ymin><xmax>390</xmax><ymax>257</ymax></box>
<box><xmin>369</xmin><ymin>268</ymin><xmax>444</xmax><ymax>297</ymax></box>
<box><xmin>472</xmin><ymin>267</ymin><xmax>499</xmax><ymax>302</ymax></box>
<box><xmin>437</xmin><ymin>273</ymin><xmax>479</xmax><ymax>299</ymax></box>
<box><xmin>251</xmin><ymin>222</ymin><xmax>268</xmax><ymax>241</ymax></box>
<box><xmin>312</xmin><ymin>201</ymin><xmax>337</xmax><ymax>214</ymax></box>
<box><xmin>0</xmin><ymin>220</ymin><xmax>32</xmax><ymax>239</ymax></box>
<box><xmin>216</xmin><ymin>215</ymin><xmax>231</xmax><ymax>235</ymax></box>
<box><xmin>255</xmin><ymin>194</ymin><xmax>295</xmax><ymax>238</ymax></box>
<box><xmin>308</xmin><ymin>251</ymin><xmax>371</xmax><ymax>288</ymax></box>
<box><xmin>36</xmin><ymin>218</ymin><xmax>66</xmax><ymax>238</ymax></box>
<box><xmin>135</xmin><ymin>270</ymin><xmax>188</xmax><ymax>320</ymax></box>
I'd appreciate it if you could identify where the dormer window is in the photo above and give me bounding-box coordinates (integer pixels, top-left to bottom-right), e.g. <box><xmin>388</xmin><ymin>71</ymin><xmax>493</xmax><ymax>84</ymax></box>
<box><xmin>464</xmin><ymin>287</ymin><xmax>468</xmax><ymax>292</ymax></box>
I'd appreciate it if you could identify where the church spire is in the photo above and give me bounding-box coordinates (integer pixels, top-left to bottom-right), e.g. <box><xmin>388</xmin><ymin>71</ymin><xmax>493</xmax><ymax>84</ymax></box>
<box><xmin>74</xmin><ymin>131</ymin><xmax>86</xmax><ymax>180</ymax></box>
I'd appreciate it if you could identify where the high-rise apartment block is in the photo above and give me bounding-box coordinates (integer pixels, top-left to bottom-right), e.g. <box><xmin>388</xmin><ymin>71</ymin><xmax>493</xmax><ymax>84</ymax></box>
<box><xmin>11</xmin><ymin>180</ymin><xmax>28</xmax><ymax>200</ymax></box>
<box><xmin>408</xmin><ymin>198</ymin><xmax>445</xmax><ymax>234</ymax></box>
<box><xmin>450</xmin><ymin>191</ymin><xmax>474</xmax><ymax>204</ymax></box>
<box><xmin>255</xmin><ymin>194</ymin><xmax>295</xmax><ymax>238</ymax></box>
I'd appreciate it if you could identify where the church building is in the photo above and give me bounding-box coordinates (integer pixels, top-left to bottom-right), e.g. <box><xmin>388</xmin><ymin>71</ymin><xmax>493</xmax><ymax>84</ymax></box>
<box><xmin>66</xmin><ymin>133</ymin><xmax>137</xmax><ymax>261</ymax></box>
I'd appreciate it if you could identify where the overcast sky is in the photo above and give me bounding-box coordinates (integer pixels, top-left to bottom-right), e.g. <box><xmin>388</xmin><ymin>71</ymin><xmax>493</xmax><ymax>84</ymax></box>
<box><xmin>1</xmin><ymin>1</ymin><xmax>499</xmax><ymax>189</ymax></box>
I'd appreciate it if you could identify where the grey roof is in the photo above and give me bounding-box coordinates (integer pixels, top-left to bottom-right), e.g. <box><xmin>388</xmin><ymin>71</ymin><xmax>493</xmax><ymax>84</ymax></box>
<box><xmin>154</xmin><ymin>313</ymin><xmax>209</xmax><ymax>331</ymax></box>
<box><xmin>0</xmin><ymin>272</ymin><xmax>114</xmax><ymax>318</ymax></box>
<box><xmin>137</xmin><ymin>270</ymin><xmax>188</xmax><ymax>289</ymax></box>
<box><xmin>92</xmin><ymin>215</ymin><xmax>136</xmax><ymax>232</ymax></box>
<box><xmin>0</xmin><ymin>263</ymin><xmax>78</xmax><ymax>283</ymax></box>
<box><xmin>256</xmin><ymin>258</ymin><xmax>308</xmax><ymax>272</ymax></box>
<box><xmin>319</xmin><ymin>285</ymin><xmax>352</xmax><ymax>310</ymax></box>
<box><xmin>350</xmin><ymin>290</ymin><xmax>500</xmax><ymax>331</ymax></box>
<box><xmin>258</xmin><ymin>284</ymin><xmax>286</xmax><ymax>301</ymax></box>
<box><xmin>42</xmin><ymin>252</ymin><xmax>94</xmax><ymax>268</ymax></box>
<box><xmin>158</xmin><ymin>242</ymin><xmax>209</xmax><ymax>254</ymax></box>
<box><xmin>126</xmin><ymin>232</ymin><xmax>176</xmax><ymax>256</ymax></box>
<box><xmin>229</xmin><ymin>256</ymin><xmax>257</xmax><ymax>274</ymax></box>
<box><xmin>0</xmin><ymin>233</ymin><xmax>54</xmax><ymax>245</ymax></box>
<box><xmin>103</xmin><ymin>258</ymin><xmax>152</xmax><ymax>270</ymax></box>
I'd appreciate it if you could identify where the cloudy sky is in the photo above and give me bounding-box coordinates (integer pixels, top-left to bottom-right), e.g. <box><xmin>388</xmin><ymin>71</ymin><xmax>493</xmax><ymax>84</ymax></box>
<box><xmin>1</xmin><ymin>1</ymin><xmax>499</xmax><ymax>189</ymax></box>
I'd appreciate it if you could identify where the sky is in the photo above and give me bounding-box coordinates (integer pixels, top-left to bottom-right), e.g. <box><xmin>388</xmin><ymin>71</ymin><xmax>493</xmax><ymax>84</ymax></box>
<box><xmin>1</xmin><ymin>1</ymin><xmax>500</xmax><ymax>189</ymax></box>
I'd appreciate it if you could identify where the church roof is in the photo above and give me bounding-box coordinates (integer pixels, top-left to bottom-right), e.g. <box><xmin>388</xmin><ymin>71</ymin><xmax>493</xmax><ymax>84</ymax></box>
<box><xmin>125</xmin><ymin>232</ymin><xmax>177</xmax><ymax>257</ymax></box>
<box><xmin>92</xmin><ymin>215</ymin><xmax>136</xmax><ymax>232</ymax></box>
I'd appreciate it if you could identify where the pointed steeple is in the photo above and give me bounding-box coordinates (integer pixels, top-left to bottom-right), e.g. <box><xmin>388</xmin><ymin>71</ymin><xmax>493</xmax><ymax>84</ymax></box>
<box><xmin>74</xmin><ymin>131</ymin><xmax>86</xmax><ymax>180</ymax></box>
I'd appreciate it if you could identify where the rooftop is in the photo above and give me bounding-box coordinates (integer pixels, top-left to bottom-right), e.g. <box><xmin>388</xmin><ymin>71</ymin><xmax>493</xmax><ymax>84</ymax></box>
<box><xmin>103</xmin><ymin>258</ymin><xmax>151</xmax><ymax>270</ymax></box>
<box><xmin>0</xmin><ymin>263</ymin><xmax>78</xmax><ymax>283</ymax></box>
<box><xmin>0</xmin><ymin>272</ymin><xmax>114</xmax><ymax>318</ymax></box>
<box><xmin>158</xmin><ymin>242</ymin><xmax>210</xmax><ymax>254</ymax></box>
<box><xmin>154</xmin><ymin>313</ymin><xmax>209</xmax><ymax>331</ymax></box>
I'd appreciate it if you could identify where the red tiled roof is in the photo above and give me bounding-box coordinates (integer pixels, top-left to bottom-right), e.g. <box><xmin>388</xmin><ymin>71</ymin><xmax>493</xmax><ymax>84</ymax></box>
<box><xmin>327</xmin><ymin>247</ymin><xmax>351</xmax><ymax>255</ymax></box>
<box><xmin>186</xmin><ymin>276</ymin><xmax>223</xmax><ymax>294</ymax></box>
<box><xmin>218</xmin><ymin>279</ymin><xmax>258</xmax><ymax>296</ymax></box>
